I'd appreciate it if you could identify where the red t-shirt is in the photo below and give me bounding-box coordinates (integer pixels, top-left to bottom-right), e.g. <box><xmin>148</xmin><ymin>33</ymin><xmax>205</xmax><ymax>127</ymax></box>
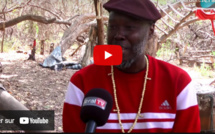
<box><xmin>63</xmin><ymin>55</ymin><xmax>201</xmax><ymax>133</ymax></box>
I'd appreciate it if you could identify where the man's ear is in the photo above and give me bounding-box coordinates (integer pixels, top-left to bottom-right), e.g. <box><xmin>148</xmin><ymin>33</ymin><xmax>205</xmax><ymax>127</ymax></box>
<box><xmin>148</xmin><ymin>24</ymin><xmax>155</xmax><ymax>40</ymax></box>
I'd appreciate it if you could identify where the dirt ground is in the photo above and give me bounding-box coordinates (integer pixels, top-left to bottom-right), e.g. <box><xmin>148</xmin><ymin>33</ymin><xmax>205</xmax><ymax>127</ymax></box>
<box><xmin>0</xmin><ymin>52</ymin><xmax>214</xmax><ymax>132</ymax></box>
<box><xmin>0</xmin><ymin>52</ymin><xmax>77</xmax><ymax>132</ymax></box>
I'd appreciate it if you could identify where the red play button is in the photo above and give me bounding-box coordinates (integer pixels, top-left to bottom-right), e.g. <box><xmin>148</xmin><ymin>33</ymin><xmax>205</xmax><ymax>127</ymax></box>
<box><xmin>93</xmin><ymin>45</ymin><xmax>122</xmax><ymax>65</ymax></box>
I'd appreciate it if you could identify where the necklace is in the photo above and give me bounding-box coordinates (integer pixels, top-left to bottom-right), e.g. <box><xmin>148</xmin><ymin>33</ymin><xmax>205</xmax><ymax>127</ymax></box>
<box><xmin>110</xmin><ymin>55</ymin><xmax>150</xmax><ymax>133</ymax></box>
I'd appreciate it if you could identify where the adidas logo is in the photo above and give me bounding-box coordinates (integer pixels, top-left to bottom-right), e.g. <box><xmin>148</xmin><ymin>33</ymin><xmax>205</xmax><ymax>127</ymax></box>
<box><xmin>159</xmin><ymin>100</ymin><xmax>172</xmax><ymax>110</ymax></box>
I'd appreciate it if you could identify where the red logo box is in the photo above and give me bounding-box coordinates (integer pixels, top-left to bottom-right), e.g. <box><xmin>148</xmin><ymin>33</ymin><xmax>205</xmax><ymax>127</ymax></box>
<box><xmin>96</xmin><ymin>98</ymin><xmax>107</xmax><ymax>109</ymax></box>
<box><xmin>93</xmin><ymin>45</ymin><xmax>122</xmax><ymax>65</ymax></box>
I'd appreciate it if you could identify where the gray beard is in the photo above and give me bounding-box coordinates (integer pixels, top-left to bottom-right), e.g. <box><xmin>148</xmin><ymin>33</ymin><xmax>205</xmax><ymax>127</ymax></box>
<box><xmin>116</xmin><ymin>58</ymin><xmax>135</xmax><ymax>69</ymax></box>
<box><xmin>116</xmin><ymin>39</ymin><xmax>147</xmax><ymax>69</ymax></box>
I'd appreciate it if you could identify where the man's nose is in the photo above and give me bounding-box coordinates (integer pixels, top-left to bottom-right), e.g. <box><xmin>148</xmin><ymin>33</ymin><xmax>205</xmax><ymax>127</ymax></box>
<box><xmin>114</xmin><ymin>29</ymin><xmax>125</xmax><ymax>40</ymax></box>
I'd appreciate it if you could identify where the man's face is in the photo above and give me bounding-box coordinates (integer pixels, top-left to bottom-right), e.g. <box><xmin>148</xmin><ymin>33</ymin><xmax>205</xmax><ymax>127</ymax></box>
<box><xmin>107</xmin><ymin>12</ymin><xmax>152</xmax><ymax>69</ymax></box>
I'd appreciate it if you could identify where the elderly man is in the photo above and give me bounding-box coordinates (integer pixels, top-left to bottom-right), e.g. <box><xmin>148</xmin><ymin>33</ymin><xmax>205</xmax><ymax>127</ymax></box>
<box><xmin>63</xmin><ymin>0</ymin><xmax>201</xmax><ymax>132</ymax></box>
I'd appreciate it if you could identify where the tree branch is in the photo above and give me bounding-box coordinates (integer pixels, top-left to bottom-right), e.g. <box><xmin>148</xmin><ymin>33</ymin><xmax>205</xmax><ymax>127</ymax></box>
<box><xmin>178</xmin><ymin>18</ymin><xmax>199</xmax><ymax>29</ymax></box>
<box><xmin>198</xmin><ymin>30</ymin><xmax>215</xmax><ymax>39</ymax></box>
<box><xmin>0</xmin><ymin>0</ymin><xmax>31</xmax><ymax>14</ymax></box>
<box><xmin>159</xmin><ymin>1</ymin><xmax>194</xmax><ymax>18</ymax></box>
<box><xmin>0</xmin><ymin>15</ymin><xmax>71</xmax><ymax>30</ymax></box>
<box><xmin>27</xmin><ymin>4</ymin><xmax>62</xmax><ymax>20</ymax></box>
<box><xmin>2</xmin><ymin>0</ymin><xmax>7</xmax><ymax>13</ymax></box>
<box><xmin>159</xmin><ymin>11</ymin><xmax>195</xmax><ymax>44</ymax></box>
<box><xmin>0</xmin><ymin>14</ymin><xmax>108</xmax><ymax>31</ymax></box>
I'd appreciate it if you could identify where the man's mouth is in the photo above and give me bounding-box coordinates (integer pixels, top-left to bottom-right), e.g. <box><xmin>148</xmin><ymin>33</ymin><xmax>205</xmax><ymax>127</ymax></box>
<box><xmin>112</xmin><ymin>43</ymin><xmax>130</xmax><ymax>50</ymax></box>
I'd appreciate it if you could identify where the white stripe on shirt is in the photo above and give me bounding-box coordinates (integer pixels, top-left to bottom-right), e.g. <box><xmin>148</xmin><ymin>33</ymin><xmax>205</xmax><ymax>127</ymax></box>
<box><xmin>64</xmin><ymin>82</ymin><xmax>84</xmax><ymax>107</ymax></box>
<box><xmin>108</xmin><ymin>113</ymin><xmax>176</xmax><ymax>120</ymax></box>
<box><xmin>177</xmin><ymin>80</ymin><xmax>198</xmax><ymax>110</ymax></box>
<box><xmin>97</xmin><ymin>121</ymin><xmax>174</xmax><ymax>130</ymax></box>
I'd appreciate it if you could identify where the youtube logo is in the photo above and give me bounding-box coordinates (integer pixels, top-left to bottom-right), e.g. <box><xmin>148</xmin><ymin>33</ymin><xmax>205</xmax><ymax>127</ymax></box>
<box><xmin>93</xmin><ymin>45</ymin><xmax>122</xmax><ymax>65</ymax></box>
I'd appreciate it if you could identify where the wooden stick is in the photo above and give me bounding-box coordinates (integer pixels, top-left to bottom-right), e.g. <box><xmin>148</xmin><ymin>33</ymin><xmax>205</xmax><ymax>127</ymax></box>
<box><xmin>158</xmin><ymin>4</ymin><xmax>180</xmax><ymax>23</ymax></box>
<box><xmin>168</xmin><ymin>4</ymin><xmax>185</xmax><ymax>17</ymax></box>
<box><xmin>155</xmin><ymin>24</ymin><xmax>168</xmax><ymax>34</ymax></box>
<box><xmin>160</xmin><ymin>18</ymin><xmax>174</xmax><ymax>29</ymax></box>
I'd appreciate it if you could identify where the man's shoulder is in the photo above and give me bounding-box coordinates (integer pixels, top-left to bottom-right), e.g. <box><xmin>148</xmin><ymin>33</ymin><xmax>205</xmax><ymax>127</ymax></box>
<box><xmin>149</xmin><ymin>55</ymin><xmax>190</xmax><ymax>79</ymax></box>
<box><xmin>149</xmin><ymin>56</ymin><xmax>191</xmax><ymax>93</ymax></box>
<box><xmin>149</xmin><ymin>56</ymin><xmax>187</xmax><ymax>73</ymax></box>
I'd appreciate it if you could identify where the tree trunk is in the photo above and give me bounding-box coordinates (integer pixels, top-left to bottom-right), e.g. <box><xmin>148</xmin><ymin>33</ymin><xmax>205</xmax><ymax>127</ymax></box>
<box><xmin>40</xmin><ymin>40</ymin><xmax>45</xmax><ymax>55</ymax></box>
<box><xmin>80</xmin><ymin>26</ymin><xmax>97</xmax><ymax>67</ymax></box>
<box><xmin>94</xmin><ymin>0</ymin><xmax>104</xmax><ymax>45</ymax></box>
<box><xmin>28</xmin><ymin>39</ymin><xmax>36</xmax><ymax>60</ymax></box>
<box><xmin>1</xmin><ymin>3</ymin><xmax>6</xmax><ymax>53</ymax></box>
<box><xmin>59</xmin><ymin>14</ymin><xmax>99</xmax><ymax>56</ymax></box>
<box><xmin>1</xmin><ymin>29</ymin><xmax>4</xmax><ymax>53</ymax></box>
<box><xmin>50</xmin><ymin>43</ymin><xmax>54</xmax><ymax>54</ymax></box>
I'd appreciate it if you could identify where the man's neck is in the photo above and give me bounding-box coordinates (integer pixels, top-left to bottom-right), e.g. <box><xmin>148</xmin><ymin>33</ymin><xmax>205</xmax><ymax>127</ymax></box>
<box><xmin>116</xmin><ymin>55</ymin><xmax>147</xmax><ymax>73</ymax></box>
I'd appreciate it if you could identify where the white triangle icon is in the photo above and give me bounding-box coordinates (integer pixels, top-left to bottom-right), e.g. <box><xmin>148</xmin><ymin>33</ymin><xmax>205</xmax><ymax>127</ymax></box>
<box><xmin>105</xmin><ymin>51</ymin><xmax>112</xmax><ymax>60</ymax></box>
